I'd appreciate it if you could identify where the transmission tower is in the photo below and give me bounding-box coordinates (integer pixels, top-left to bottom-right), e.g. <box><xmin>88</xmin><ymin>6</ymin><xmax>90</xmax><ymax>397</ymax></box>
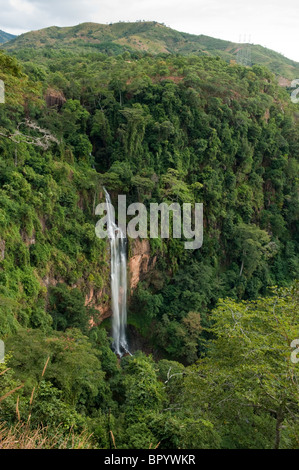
<box><xmin>237</xmin><ymin>34</ymin><xmax>252</xmax><ymax>67</ymax></box>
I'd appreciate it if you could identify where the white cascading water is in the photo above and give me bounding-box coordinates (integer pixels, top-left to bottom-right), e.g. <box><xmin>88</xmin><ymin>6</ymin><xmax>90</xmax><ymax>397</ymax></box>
<box><xmin>104</xmin><ymin>188</ymin><xmax>129</xmax><ymax>356</ymax></box>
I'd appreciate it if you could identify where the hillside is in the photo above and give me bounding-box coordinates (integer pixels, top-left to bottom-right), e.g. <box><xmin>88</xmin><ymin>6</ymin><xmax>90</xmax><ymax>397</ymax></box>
<box><xmin>0</xmin><ymin>37</ymin><xmax>298</xmax><ymax>448</ymax></box>
<box><xmin>0</xmin><ymin>46</ymin><xmax>298</xmax><ymax>356</ymax></box>
<box><xmin>3</xmin><ymin>21</ymin><xmax>299</xmax><ymax>80</ymax></box>
<box><xmin>0</xmin><ymin>29</ymin><xmax>16</xmax><ymax>44</ymax></box>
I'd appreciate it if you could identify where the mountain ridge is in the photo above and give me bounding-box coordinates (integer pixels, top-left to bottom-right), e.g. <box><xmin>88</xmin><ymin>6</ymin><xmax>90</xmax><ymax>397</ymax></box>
<box><xmin>3</xmin><ymin>21</ymin><xmax>299</xmax><ymax>80</ymax></box>
<box><xmin>0</xmin><ymin>29</ymin><xmax>16</xmax><ymax>44</ymax></box>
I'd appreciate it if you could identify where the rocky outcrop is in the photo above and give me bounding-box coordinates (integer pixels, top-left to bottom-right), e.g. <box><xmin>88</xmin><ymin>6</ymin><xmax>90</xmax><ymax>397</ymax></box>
<box><xmin>278</xmin><ymin>76</ymin><xmax>291</xmax><ymax>87</ymax></box>
<box><xmin>39</xmin><ymin>237</ymin><xmax>156</xmax><ymax>326</ymax></box>
<box><xmin>0</xmin><ymin>239</ymin><xmax>5</xmax><ymax>260</ymax></box>
<box><xmin>85</xmin><ymin>286</ymin><xmax>111</xmax><ymax>326</ymax></box>
<box><xmin>21</xmin><ymin>229</ymin><xmax>36</xmax><ymax>247</ymax></box>
<box><xmin>83</xmin><ymin>237</ymin><xmax>157</xmax><ymax>325</ymax></box>
<box><xmin>45</xmin><ymin>88</ymin><xmax>66</xmax><ymax>109</ymax></box>
<box><xmin>128</xmin><ymin>238</ymin><xmax>157</xmax><ymax>292</ymax></box>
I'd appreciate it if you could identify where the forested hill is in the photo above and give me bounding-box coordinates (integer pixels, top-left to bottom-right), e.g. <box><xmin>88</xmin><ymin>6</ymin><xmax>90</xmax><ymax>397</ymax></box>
<box><xmin>0</xmin><ymin>48</ymin><xmax>298</xmax><ymax>357</ymax></box>
<box><xmin>3</xmin><ymin>21</ymin><xmax>299</xmax><ymax>80</ymax></box>
<box><xmin>0</xmin><ymin>30</ymin><xmax>16</xmax><ymax>45</ymax></box>
<box><xmin>0</xmin><ymin>47</ymin><xmax>298</xmax><ymax>448</ymax></box>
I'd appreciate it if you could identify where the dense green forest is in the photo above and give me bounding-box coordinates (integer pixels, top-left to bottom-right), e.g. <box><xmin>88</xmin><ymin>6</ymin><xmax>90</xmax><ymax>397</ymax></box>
<box><xmin>4</xmin><ymin>21</ymin><xmax>299</xmax><ymax>79</ymax></box>
<box><xmin>0</xmin><ymin>38</ymin><xmax>298</xmax><ymax>449</ymax></box>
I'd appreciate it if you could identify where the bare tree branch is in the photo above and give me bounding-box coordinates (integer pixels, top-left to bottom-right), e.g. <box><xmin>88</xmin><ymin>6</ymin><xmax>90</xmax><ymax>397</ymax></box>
<box><xmin>0</xmin><ymin>119</ymin><xmax>60</xmax><ymax>150</ymax></box>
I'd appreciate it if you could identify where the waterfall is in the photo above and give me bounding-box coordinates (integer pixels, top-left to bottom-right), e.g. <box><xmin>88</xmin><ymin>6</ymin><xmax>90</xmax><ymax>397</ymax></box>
<box><xmin>104</xmin><ymin>188</ymin><xmax>129</xmax><ymax>356</ymax></box>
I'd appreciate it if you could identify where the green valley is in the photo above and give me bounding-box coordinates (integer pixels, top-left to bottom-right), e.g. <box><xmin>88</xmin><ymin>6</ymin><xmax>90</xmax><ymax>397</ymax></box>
<box><xmin>0</xmin><ymin>21</ymin><xmax>298</xmax><ymax>449</ymax></box>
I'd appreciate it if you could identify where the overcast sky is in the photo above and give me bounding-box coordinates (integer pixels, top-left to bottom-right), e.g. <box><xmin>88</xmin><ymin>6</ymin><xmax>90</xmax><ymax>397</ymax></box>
<box><xmin>0</xmin><ymin>0</ymin><xmax>298</xmax><ymax>62</ymax></box>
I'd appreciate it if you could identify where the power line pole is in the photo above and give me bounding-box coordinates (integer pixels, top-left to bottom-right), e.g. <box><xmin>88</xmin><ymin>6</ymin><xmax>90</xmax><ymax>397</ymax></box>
<box><xmin>237</xmin><ymin>33</ymin><xmax>252</xmax><ymax>67</ymax></box>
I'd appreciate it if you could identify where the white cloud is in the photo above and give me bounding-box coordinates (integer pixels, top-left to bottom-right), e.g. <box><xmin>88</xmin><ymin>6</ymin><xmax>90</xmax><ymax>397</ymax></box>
<box><xmin>0</xmin><ymin>0</ymin><xmax>298</xmax><ymax>62</ymax></box>
<box><xmin>9</xmin><ymin>0</ymin><xmax>35</xmax><ymax>15</ymax></box>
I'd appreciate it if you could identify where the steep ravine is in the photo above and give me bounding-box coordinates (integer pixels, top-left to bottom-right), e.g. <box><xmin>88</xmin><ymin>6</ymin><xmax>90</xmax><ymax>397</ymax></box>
<box><xmin>84</xmin><ymin>237</ymin><xmax>157</xmax><ymax>325</ymax></box>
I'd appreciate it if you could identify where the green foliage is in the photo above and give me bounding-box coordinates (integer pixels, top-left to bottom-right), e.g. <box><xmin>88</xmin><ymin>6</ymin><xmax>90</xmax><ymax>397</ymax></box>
<box><xmin>0</xmin><ymin>30</ymin><xmax>16</xmax><ymax>45</ymax></box>
<box><xmin>0</xmin><ymin>45</ymin><xmax>298</xmax><ymax>449</ymax></box>
<box><xmin>5</xmin><ymin>328</ymin><xmax>110</xmax><ymax>410</ymax></box>
<box><xmin>177</xmin><ymin>284</ymin><xmax>299</xmax><ymax>449</ymax></box>
<box><xmin>48</xmin><ymin>283</ymin><xmax>92</xmax><ymax>333</ymax></box>
<box><xmin>29</xmin><ymin>380</ymin><xmax>86</xmax><ymax>431</ymax></box>
<box><xmin>4</xmin><ymin>22</ymin><xmax>299</xmax><ymax>79</ymax></box>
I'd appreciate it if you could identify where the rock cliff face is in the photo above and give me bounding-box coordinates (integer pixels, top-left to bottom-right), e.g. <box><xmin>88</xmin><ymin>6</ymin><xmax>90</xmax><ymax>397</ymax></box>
<box><xmin>45</xmin><ymin>88</ymin><xmax>66</xmax><ymax>109</ymax></box>
<box><xmin>84</xmin><ymin>237</ymin><xmax>157</xmax><ymax>324</ymax></box>
<box><xmin>85</xmin><ymin>286</ymin><xmax>111</xmax><ymax>326</ymax></box>
<box><xmin>128</xmin><ymin>238</ymin><xmax>157</xmax><ymax>292</ymax></box>
<box><xmin>0</xmin><ymin>240</ymin><xmax>5</xmax><ymax>261</ymax></box>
